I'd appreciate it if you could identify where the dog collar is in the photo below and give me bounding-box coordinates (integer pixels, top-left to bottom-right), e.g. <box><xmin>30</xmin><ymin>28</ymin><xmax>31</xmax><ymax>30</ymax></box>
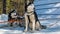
<box><xmin>26</xmin><ymin>11</ymin><xmax>34</xmax><ymax>15</ymax></box>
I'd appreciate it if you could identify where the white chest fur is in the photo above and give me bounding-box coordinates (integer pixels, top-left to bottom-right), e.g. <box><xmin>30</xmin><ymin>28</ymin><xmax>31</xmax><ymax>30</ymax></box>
<box><xmin>11</xmin><ymin>13</ymin><xmax>17</xmax><ymax>18</ymax></box>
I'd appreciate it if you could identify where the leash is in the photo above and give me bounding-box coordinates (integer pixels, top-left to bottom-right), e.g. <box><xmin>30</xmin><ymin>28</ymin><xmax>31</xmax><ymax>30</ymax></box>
<box><xmin>46</xmin><ymin>20</ymin><xmax>60</xmax><ymax>28</ymax></box>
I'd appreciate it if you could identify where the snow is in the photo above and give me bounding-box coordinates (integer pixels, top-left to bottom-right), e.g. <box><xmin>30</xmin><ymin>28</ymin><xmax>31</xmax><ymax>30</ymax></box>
<box><xmin>1</xmin><ymin>14</ymin><xmax>8</xmax><ymax>21</ymax></box>
<box><xmin>0</xmin><ymin>14</ymin><xmax>8</xmax><ymax>23</ymax></box>
<box><xmin>0</xmin><ymin>27</ymin><xmax>60</xmax><ymax>34</ymax></box>
<box><xmin>0</xmin><ymin>14</ymin><xmax>60</xmax><ymax>34</ymax></box>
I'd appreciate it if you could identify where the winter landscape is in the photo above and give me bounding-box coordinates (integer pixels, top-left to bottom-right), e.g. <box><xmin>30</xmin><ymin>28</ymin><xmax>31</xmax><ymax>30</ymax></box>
<box><xmin>0</xmin><ymin>0</ymin><xmax>60</xmax><ymax>34</ymax></box>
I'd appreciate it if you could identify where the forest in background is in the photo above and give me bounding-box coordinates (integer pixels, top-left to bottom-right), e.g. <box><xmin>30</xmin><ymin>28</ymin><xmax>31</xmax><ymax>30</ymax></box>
<box><xmin>0</xmin><ymin>0</ymin><xmax>25</xmax><ymax>16</ymax></box>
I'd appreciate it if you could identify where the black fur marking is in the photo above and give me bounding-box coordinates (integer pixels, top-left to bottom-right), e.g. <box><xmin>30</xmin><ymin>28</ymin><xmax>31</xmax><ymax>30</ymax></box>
<box><xmin>8</xmin><ymin>9</ymin><xmax>19</xmax><ymax>20</ymax></box>
<box><xmin>41</xmin><ymin>25</ymin><xmax>47</xmax><ymax>29</ymax></box>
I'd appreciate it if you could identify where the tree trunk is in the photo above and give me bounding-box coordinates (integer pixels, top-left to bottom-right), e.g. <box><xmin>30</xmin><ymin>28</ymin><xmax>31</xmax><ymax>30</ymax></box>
<box><xmin>0</xmin><ymin>0</ymin><xmax>2</xmax><ymax>14</ymax></box>
<box><xmin>16</xmin><ymin>0</ymin><xmax>25</xmax><ymax>16</ymax></box>
<box><xmin>3</xmin><ymin>0</ymin><xmax>6</xmax><ymax>14</ymax></box>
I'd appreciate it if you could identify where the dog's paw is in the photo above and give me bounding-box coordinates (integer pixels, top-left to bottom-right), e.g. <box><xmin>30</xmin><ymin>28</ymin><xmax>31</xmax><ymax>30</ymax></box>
<box><xmin>36</xmin><ymin>27</ymin><xmax>42</xmax><ymax>31</ymax></box>
<box><xmin>29</xmin><ymin>30</ymin><xmax>37</xmax><ymax>33</ymax></box>
<box><xmin>23</xmin><ymin>29</ymin><xmax>28</xmax><ymax>32</ymax></box>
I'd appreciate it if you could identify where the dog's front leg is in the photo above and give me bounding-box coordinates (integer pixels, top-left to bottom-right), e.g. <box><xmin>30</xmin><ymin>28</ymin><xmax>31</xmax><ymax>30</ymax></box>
<box><xmin>32</xmin><ymin>20</ymin><xmax>35</xmax><ymax>31</ymax></box>
<box><xmin>30</xmin><ymin>15</ymin><xmax>35</xmax><ymax>31</ymax></box>
<box><xmin>24</xmin><ymin>14</ymin><xmax>28</xmax><ymax>32</ymax></box>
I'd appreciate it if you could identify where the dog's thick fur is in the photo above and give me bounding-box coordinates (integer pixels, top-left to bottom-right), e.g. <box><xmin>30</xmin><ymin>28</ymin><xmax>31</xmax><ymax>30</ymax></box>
<box><xmin>24</xmin><ymin>3</ymin><xmax>42</xmax><ymax>32</ymax></box>
<box><xmin>28</xmin><ymin>11</ymin><xmax>42</xmax><ymax>30</ymax></box>
<box><xmin>8</xmin><ymin>9</ymin><xmax>24</xmax><ymax>27</ymax></box>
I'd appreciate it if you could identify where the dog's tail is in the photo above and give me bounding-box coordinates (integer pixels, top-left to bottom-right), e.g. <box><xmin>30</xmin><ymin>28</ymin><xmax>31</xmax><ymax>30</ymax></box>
<box><xmin>36</xmin><ymin>21</ymin><xmax>47</xmax><ymax>29</ymax></box>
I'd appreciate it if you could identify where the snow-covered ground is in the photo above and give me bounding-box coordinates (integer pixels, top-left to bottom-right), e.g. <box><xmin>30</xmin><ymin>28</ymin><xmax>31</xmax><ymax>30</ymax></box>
<box><xmin>0</xmin><ymin>14</ymin><xmax>60</xmax><ymax>34</ymax></box>
<box><xmin>0</xmin><ymin>23</ymin><xmax>60</xmax><ymax>34</ymax></box>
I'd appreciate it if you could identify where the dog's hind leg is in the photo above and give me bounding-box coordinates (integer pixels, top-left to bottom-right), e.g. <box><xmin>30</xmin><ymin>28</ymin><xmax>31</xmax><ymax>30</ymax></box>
<box><xmin>36</xmin><ymin>21</ymin><xmax>47</xmax><ymax>30</ymax></box>
<box><xmin>35</xmin><ymin>21</ymin><xmax>42</xmax><ymax>30</ymax></box>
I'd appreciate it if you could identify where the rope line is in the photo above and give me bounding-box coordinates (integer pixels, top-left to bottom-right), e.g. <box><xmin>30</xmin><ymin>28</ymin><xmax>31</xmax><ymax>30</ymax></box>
<box><xmin>46</xmin><ymin>20</ymin><xmax>60</xmax><ymax>28</ymax></box>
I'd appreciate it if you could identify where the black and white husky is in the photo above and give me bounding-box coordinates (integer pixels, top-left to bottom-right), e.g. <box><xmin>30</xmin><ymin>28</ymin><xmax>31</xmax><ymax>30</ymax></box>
<box><xmin>24</xmin><ymin>0</ymin><xmax>43</xmax><ymax>32</ymax></box>
<box><xmin>8</xmin><ymin>9</ymin><xmax>20</xmax><ymax>26</ymax></box>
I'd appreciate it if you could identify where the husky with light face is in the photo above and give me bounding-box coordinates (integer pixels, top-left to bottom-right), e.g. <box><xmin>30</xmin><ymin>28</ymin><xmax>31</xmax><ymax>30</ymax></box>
<box><xmin>8</xmin><ymin>9</ymin><xmax>17</xmax><ymax>26</ymax></box>
<box><xmin>24</xmin><ymin>0</ymin><xmax>43</xmax><ymax>32</ymax></box>
<box><xmin>8</xmin><ymin>9</ymin><xmax>23</xmax><ymax>27</ymax></box>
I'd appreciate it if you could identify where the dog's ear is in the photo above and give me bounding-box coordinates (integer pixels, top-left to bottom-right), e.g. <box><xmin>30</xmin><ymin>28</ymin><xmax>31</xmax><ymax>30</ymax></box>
<box><xmin>27</xmin><ymin>0</ymin><xmax>34</xmax><ymax>5</ymax></box>
<box><xmin>29</xmin><ymin>0</ymin><xmax>34</xmax><ymax>3</ymax></box>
